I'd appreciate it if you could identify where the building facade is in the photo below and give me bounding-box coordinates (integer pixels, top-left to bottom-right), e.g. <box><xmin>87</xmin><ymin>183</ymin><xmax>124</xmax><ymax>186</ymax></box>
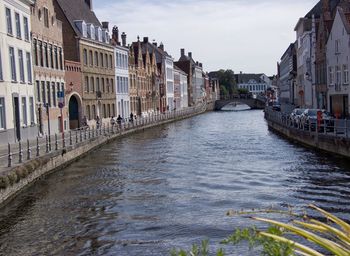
<box><xmin>31</xmin><ymin>0</ymin><xmax>68</xmax><ymax>136</ymax></box>
<box><xmin>235</xmin><ymin>73</ymin><xmax>271</xmax><ymax>96</ymax></box>
<box><xmin>279</xmin><ymin>43</ymin><xmax>297</xmax><ymax>104</ymax></box>
<box><xmin>174</xmin><ymin>65</ymin><xmax>188</xmax><ymax>110</ymax></box>
<box><xmin>326</xmin><ymin>7</ymin><xmax>350</xmax><ymax>118</ymax></box>
<box><xmin>0</xmin><ymin>0</ymin><xmax>37</xmax><ymax>143</ymax></box>
<box><xmin>54</xmin><ymin>0</ymin><xmax>116</xmax><ymax>125</ymax></box>
<box><xmin>111</xmin><ymin>27</ymin><xmax>130</xmax><ymax>119</ymax></box>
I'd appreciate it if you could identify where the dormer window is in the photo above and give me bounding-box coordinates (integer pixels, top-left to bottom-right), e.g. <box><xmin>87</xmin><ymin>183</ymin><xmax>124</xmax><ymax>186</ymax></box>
<box><xmin>102</xmin><ymin>29</ymin><xmax>106</xmax><ymax>43</ymax></box>
<box><xmin>74</xmin><ymin>20</ymin><xmax>87</xmax><ymax>37</ymax></box>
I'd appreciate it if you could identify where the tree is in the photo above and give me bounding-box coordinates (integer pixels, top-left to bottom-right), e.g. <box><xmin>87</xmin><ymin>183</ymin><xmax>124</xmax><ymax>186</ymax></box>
<box><xmin>214</xmin><ymin>69</ymin><xmax>237</xmax><ymax>96</ymax></box>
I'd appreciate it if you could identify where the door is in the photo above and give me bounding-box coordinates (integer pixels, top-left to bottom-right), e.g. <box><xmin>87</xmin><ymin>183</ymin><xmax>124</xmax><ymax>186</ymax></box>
<box><xmin>13</xmin><ymin>97</ymin><xmax>21</xmax><ymax>141</ymax></box>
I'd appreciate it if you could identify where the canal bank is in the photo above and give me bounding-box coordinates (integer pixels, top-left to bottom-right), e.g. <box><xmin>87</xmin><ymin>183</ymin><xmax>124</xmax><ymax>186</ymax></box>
<box><xmin>0</xmin><ymin>103</ymin><xmax>211</xmax><ymax>208</ymax></box>
<box><xmin>265</xmin><ymin>109</ymin><xmax>350</xmax><ymax>159</ymax></box>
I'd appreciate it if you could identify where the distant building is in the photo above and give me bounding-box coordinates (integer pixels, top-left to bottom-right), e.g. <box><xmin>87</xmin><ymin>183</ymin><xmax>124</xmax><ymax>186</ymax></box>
<box><xmin>0</xmin><ymin>0</ymin><xmax>37</xmax><ymax>143</ymax></box>
<box><xmin>278</xmin><ymin>43</ymin><xmax>297</xmax><ymax>105</ymax></box>
<box><xmin>31</xmin><ymin>0</ymin><xmax>68</xmax><ymax>136</ymax></box>
<box><xmin>235</xmin><ymin>72</ymin><xmax>271</xmax><ymax>96</ymax></box>
<box><xmin>174</xmin><ymin>65</ymin><xmax>188</xmax><ymax>109</ymax></box>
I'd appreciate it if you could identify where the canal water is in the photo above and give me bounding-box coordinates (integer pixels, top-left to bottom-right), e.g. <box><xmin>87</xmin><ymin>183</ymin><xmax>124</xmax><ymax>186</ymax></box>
<box><xmin>1</xmin><ymin>110</ymin><xmax>350</xmax><ymax>255</ymax></box>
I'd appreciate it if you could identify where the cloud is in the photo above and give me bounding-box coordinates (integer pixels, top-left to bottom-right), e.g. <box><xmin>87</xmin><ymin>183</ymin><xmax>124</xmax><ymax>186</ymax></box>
<box><xmin>95</xmin><ymin>0</ymin><xmax>318</xmax><ymax>75</ymax></box>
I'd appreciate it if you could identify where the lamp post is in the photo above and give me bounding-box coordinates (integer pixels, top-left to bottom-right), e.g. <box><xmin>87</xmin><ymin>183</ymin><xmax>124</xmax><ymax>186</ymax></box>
<box><xmin>45</xmin><ymin>103</ymin><xmax>51</xmax><ymax>151</ymax></box>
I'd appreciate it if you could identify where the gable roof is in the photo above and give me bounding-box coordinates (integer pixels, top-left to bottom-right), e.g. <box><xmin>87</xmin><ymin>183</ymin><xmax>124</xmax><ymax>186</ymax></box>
<box><xmin>336</xmin><ymin>7</ymin><xmax>350</xmax><ymax>34</ymax></box>
<box><xmin>55</xmin><ymin>0</ymin><xmax>101</xmax><ymax>37</ymax></box>
<box><xmin>235</xmin><ymin>73</ymin><xmax>266</xmax><ymax>84</ymax></box>
<box><xmin>305</xmin><ymin>0</ymin><xmax>341</xmax><ymax>19</ymax></box>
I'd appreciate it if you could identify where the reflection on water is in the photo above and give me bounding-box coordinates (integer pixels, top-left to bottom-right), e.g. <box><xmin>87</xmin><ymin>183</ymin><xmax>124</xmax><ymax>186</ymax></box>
<box><xmin>0</xmin><ymin>110</ymin><xmax>350</xmax><ymax>255</ymax></box>
<box><xmin>221</xmin><ymin>103</ymin><xmax>251</xmax><ymax>111</ymax></box>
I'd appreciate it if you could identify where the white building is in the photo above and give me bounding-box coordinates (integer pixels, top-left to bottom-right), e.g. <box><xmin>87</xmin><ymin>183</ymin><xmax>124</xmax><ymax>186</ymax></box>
<box><xmin>180</xmin><ymin>70</ymin><xmax>188</xmax><ymax>109</ymax></box>
<box><xmin>294</xmin><ymin>17</ymin><xmax>317</xmax><ymax>108</ymax></box>
<box><xmin>326</xmin><ymin>7</ymin><xmax>350</xmax><ymax>118</ymax></box>
<box><xmin>0</xmin><ymin>0</ymin><xmax>37</xmax><ymax>144</ymax></box>
<box><xmin>236</xmin><ymin>73</ymin><xmax>271</xmax><ymax>96</ymax></box>
<box><xmin>111</xmin><ymin>27</ymin><xmax>130</xmax><ymax>120</ymax></box>
<box><xmin>164</xmin><ymin>53</ymin><xmax>175</xmax><ymax>111</ymax></box>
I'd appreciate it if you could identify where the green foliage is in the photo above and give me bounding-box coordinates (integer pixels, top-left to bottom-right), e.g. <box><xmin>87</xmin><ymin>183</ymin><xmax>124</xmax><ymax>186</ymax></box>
<box><xmin>7</xmin><ymin>172</ymin><xmax>19</xmax><ymax>185</ymax></box>
<box><xmin>215</xmin><ymin>69</ymin><xmax>237</xmax><ymax>95</ymax></box>
<box><xmin>220</xmin><ymin>85</ymin><xmax>229</xmax><ymax>96</ymax></box>
<box><xmin>237</xmin><ymin>88</ymin><xmax>249</xmax><ymax>94</ymax></box>
<box><xmin>171</xmin><ymin>205</ymin><xmax>350</xmax><ymax>256</ymax></box>
<box><xmin>0</xmin><ymin>176</ymin><xmax>10</xmax><ymax>189</ymax></box>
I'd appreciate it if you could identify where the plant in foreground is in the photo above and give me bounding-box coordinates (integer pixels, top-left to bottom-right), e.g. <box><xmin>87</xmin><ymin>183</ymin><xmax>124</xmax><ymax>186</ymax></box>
<box><xmin>171</xmin><ymin>204</ymin><xmax>350</xmax><ymax>256</ymax></box>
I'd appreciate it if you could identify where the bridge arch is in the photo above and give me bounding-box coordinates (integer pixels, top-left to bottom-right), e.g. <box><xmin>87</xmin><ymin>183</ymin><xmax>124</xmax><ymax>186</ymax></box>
<box><xmin>215</xmin><ymin>97</ymin><xmax>266</xmax><ymax>110</ymax></box>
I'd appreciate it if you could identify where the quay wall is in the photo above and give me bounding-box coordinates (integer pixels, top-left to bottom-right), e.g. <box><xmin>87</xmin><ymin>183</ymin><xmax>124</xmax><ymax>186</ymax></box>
<box><xmin>0</xmin><ymin>106</ymin><xmax>211</xmax><ymax>208</ymax></box>
<box><xmin>266</xmin><ymin>117</ymin><xmax>350</xmax><ymax>158</ymax></box>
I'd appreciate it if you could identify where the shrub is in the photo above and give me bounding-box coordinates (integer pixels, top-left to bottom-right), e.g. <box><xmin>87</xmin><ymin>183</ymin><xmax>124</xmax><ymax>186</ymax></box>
<box><xmin>0</xmin><ymin>176</ymin><xmax>10</xmax><ymax>189</ymax></box>
<box><xmin>7</xmin><ymin>172</ymin><xmax>19</xmax><ymax>185</ymax></box>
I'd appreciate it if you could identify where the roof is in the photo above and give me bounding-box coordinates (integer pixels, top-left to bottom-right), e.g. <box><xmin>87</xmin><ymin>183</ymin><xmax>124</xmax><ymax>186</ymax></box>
<box><xmin>305</xmin><ymin>0</ymin><xmax>341</xmax><ymax>18</ymax></box>
<box><xmin>174</xmin><ymin>65</ymin><xmax>187</xmax><ymax>76</ymax></box>
<box><xmin>235</xmin><ymin>73</ymin><xmax>266</xmax><ymax>84</ymax></box>
<box><xmin>55</xmin><ymin>0</ymin><xmax>101</xmax><ymax>37</ymax></box>
<box><xmin>337</xmin><ymin>7</ymin><xmax>350</xmax><ymax>34</ymax></box>
<box><xmin>178</xmin><ymin>54</ymin><xmax>196</xmax><ymax>65</ymax></box>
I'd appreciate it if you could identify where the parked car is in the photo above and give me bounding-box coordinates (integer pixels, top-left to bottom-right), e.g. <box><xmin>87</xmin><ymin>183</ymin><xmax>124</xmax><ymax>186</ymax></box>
<box><xmin>301</xmin><ymin>109</ymin><xmax>334</xmax><ymax>132</ymax></box>
<box><xmin>272</xmin><ymin>102</ymin><xmax>281</xmax><ymax>111</ymax></box>
<box><xmin>290</xmin><ymin>108</ymin><xmax>305</xmax><ymax>127</ymax></box>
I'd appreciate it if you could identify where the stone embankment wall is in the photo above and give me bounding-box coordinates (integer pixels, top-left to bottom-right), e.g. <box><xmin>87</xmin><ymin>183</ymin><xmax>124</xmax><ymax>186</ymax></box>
<box><xmin>0</xmin><ymin>105</ymin><xmax>213</xmax><ymax>207</ymax></box>
<box><xmin>266</xmin><ymin>117</ymin><xmax>350</xmax><ymax>158</ymax></box>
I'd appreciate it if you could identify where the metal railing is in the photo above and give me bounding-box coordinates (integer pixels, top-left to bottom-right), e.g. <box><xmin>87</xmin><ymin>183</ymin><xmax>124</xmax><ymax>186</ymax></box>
<box><xmin>265</xmin><ymin>107</ymin><xmax>350</xmax><ymax>138</ymax></box>
<box><xmin>0</xmin><ymin>104</ymin><xmax>207</xmax><ymax>169</ymax></box>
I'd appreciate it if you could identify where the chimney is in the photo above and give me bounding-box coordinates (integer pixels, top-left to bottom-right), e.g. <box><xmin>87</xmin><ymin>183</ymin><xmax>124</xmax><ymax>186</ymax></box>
<box><xmin>112</xmin><ymin>26</ymin><xmax>119</xmax><ymax>45</ymax></box>
<box><xmin>85</xmin><ymin>0</ymin><xmax>92</xmax><ymax>10</ymax></box>
<box><xmin>143</xmin><ymin>37</ymin><xmax>149</xmax><ymax>43</ymax></box>
<box><xmin>199</xmin><ymin>63</ymin><xmax>203</xmax><ymax>68</ymax></box>
<box><xmin>188</xmin><ymin>52</ymin><xmax>192</xmax><ymax>59</ymax></box>
<box><xmin>181</xmin><ymin>48</ymin><xmax>185</xmax><ymax>56</ymax></box>
<box><xmin>121</xmin><ymin>32</ymin><xmax>127</xmax><ymax>47</ymax></box>
<box><xmin>196</xmin><ymin>61</ymin><xmax>199</xmax><ymax>65</ymax></box>
<box><xmin>159</xmin><ymin>42</ymin><xmax>164</xmax><ymax>51</ymax></box>
<box><xmin>153</xmin><ymin>42</ymin><xmax>157</xmax><ymax>47</ymax></box>
<box><xmin>102</xmin><ymin>22</ymin><xmax>109</xmax><ymax>31</ymax></box>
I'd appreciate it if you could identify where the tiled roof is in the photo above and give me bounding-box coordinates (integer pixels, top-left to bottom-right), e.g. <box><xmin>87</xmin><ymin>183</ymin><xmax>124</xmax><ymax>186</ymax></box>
<box><xmin>235</xmin><ymin>73</ymin><xmax>265</xmax><ymax>84</ymax></box>
<box><xmin>305</xmin><ymin>0</ymin><xmax>341</xmax><ymax>18</ymax></box>
<box><xmin>337</xmin><ymin>7</ymin><xmax>350</xmax><ymax>34</ymax></box>
<box><xmin>55</xmin><ymin>0</ymin><xmax>101</xmax><ymax>37</ymax></box>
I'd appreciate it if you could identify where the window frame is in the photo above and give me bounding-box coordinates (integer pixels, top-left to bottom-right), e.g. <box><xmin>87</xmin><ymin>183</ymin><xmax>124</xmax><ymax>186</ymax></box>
<box><xmin>18</xmin><ymin>49</ymin><xmax>25</xmax><ymax>83</ymax></box>
<box><xmin>6</xmin><ymin>7</ymin><xmax>13</xmax><ymax>35</ymax></box>
<box><xmin>15</xmin><ymin>12</ymin><xmax>21</xmax><ymax>39</ymax></box>
<box><xmin>9</xmin><ymin>46</ymin><xmax>16</xmax><ymax>82</ymax></box>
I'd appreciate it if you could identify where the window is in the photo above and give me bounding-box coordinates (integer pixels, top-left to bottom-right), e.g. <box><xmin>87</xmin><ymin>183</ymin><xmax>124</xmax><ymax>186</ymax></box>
<box><xmin>112</xmin><ymin>104</ymin><xmax>115</xmax><ymax>116</ymax></box>
<box><xmin>105</xmin><ymin>54</ymin><xmax>108</xmax><ymax>68</ymax></box>
<box><xmin>117</xmin><ymin>77</ymin><xmax>120</xmax><ymax>93</ymax></box>
<box><xmin>95</xmin><ymin>51</ymin><xmax>99</xmax><ymax>67</ymax></box>
<box><xmin>52</xmin><ymin>82</ymin><xmax>56</xmax><ymax>107</ymax></box>
<box><xmin>36</xmin><ymin>81</ymin><xmax>41</xmax><ymax>102</ymax></box>
<box><xmin>33</xmin><ymin>39</ymin><xmax>38</xmax><ymax>66</ymax></box>
<box><xmin>6</xmin><ymin>8</ymin><xmax>12</xmax><ymax>35</ymax></box>
<box><xmin>23</xmin><ymin>17</ymin><xmax>29</xmax><ymax>41</ymax></box>
<box><xmin>43</xmin><ymin>7</ymin><xmax>49</xmax><ymax>28</ymax></box>
<box><xmin>44</xmin><ymin>43</ymin><xmax>48</xmax><ymax>67</ymax></box>
<box><xmin>50</xmin><ymin>45</ymin><xmax>54</xmax><ymax>68</ymax></box>
<box><xmin>0</xmin><ymin>98</ymin><xmax>5</xmax><ymax>129</ymax></box>
<box><xmin>109</xmin><ymin>55</ymin><xmax>112</xmax><ymax>69</ymax></box>
<box><xmin>329</xmin><ymin>67</ymin><xmax>334</xmax><ymax>85</ymax></box>
<box><xmin>41</xmin><ymin>81</ymin><xmax>46</xmax><ymax>104</ymax></box>
<box><xmin>9</xmin><ymin>47</ymin><xmax>16</xmax><ymax>81</ymax></box>
<box><xmin>26</xmin><ymin>52</ymin><xmax>32</xmax><ymax>83</ymax></box>
<box><xmin>29</xmin><ymin>97</ymin><xmax>34</xmax><ymax>125</ymax></box>
<box><xmin>83</xmin><ymin>49</ymin><xmax>88</xmax><ymax>65</ymax></box>
<box><xmin>15</xmin><ymin>13</ymin><xmax>21</xmax><ymax>38</ymax></box>
<box><xmin>54</xmin><ymin>46</ymin><xmax>58</xmax><ymax>68</ymax></box>
<box><xmin>100</xmin><ymin>52</ymin><xmax>104</xmax><ymax>67</ymax></box>
<box><xmin>22</xmin><ymin>97</ymin><xmax>27</xmax><ymax>126</ymax></box>
<box><xmin>101</xmin><ymin>78</ymin><xmax>105</xmax><ymax>92</ymax></box>
<box><xmin>336</xmin><ymin>65</ymin><xmax>341</xmax><ymax>85</ymax></box>
<box><xmin>111</xmin><ymin>79</ymin><xmax>114</xmax><ymax>92</ymax></box>
<box><xmin>59</xmin><ymin>48</ymin><xmax>63</xmax><ymax>70</ymax></box>
<box><xmin>0</xmin><ymin>50</ymin><xmax>3</xmax><ymax>81</ymax></box>
<box><xmin>96</xmin><ymin>77</ymin><xmax>100</xmax><ymax>92</ymax></box>
<box><xmin>46</xmin><ymin>82</ymin><xmax>51</xmax><ymax>107</ymax></box>
<box><xmin>92</xmin><ymin>105</ymin><xmax>96</xmax><ymax>119</ymax></box>
<box><xmin>103</xmin><ymin>104</ymin><xmax>106</xmax><ymax>118</ymax></box>
<box><xmin>335</xmin><ymin>39</ymin><xmax>340</xmax><ymax>53</ymax></box>
<box><xmin>344</xmin><ymin>65</ymin><xmax>349</xmax><ymax>84</ymax></box>
<box><xmin>86</xmin><ymin>105</ymin><xmax>91</xmax><ymax>120</ymax></box>
<box><xmin>38</xmin><ymin>41</ymin><xmax>43</xmax><ymax>67</ymax></box>
<box><xmin>18</xmin><ymin>50</ymin><xmax>25</xmax><ymax>82</ymax></box>
<box><xmin>90</xmin><ymin>77</ymin><xmax>94</xmax><ymax>92</ymax></box>
<box><xmin>89</xmin><ymin>50</ymin><xmax>93</xmax><ymax>66</ymax></box>
<box><xmin>84</xmin><ymin>76</ymin><xmax>89</xmax><ymax>92</ymax></box>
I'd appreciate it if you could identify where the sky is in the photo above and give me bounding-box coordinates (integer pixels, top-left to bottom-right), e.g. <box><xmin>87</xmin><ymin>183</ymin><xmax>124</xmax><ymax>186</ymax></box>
<box><xmin>95</xmin><ymin>0</ymin><xmax>319</xmax><ymax>76</ymax></box>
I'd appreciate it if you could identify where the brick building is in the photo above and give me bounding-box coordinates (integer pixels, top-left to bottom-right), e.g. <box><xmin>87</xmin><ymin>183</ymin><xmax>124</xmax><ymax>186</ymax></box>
<box><xmin>53</xmin><ymin>0</ymin><xmax>115</xmax><ymax>125</ymax></box>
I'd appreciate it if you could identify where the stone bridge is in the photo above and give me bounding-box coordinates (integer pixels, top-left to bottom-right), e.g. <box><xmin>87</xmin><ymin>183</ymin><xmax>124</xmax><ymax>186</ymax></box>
<box><xmin>214</xmin><ymin>96</ymin><xmax>266</xmax><ymax>110</ymax></box>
